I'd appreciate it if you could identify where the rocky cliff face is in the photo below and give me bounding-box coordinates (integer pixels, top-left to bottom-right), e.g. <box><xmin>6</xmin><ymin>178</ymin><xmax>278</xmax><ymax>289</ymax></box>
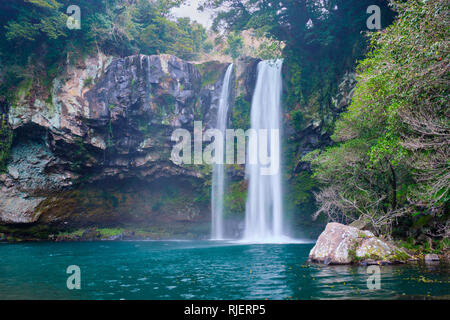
<box><xmin>289</xmin><ymin>71</ymin><xmax>357</xmax><ymax>173</ymax></box>
<box><xmin>0</xmin><ymin>51</ymin><xmax>348</xmax><ymax>240</ymax></box>
<box><xmin>0</xmin><ymin>52</ymin><xmax>259</xmax><ymax>238</ymax></box>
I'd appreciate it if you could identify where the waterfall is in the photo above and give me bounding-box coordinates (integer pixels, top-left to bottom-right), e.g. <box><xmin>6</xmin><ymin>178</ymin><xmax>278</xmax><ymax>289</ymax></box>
<box><xmin>243</xmin><ymin>59</ymin><xmax>285</xmax><ymax>242</ymax></box>
<box><xmin>211</xmin><ymin>63</ymin><xmax>234</xmax><ymax>240</ymax></box>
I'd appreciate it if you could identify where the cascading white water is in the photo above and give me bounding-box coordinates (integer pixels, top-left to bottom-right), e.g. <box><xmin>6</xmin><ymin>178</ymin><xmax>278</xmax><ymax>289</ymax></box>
<box><xmin>244</xmin><ymin>59</ymin><xmax>285</xmax><ymax>242</ymax></box>
<box><xmin>211</xmin><ymin>64</ymin><xmax>234</xmax><ymax>240</ymax></box>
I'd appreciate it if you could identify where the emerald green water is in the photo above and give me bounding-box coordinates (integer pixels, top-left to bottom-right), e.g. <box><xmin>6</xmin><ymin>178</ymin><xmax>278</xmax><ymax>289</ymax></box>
<box><xmin>0</xmin><ymin>241</ymin><xmax>448</xmax><ymax>300</ymax></box>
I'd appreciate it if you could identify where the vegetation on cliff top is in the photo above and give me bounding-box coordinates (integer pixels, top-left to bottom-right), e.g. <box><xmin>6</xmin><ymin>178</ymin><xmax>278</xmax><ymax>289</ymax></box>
<box><xmin>0</xmin><ymin>0</ymin><xmax>209</xmax><ymax>102</ymax></box>
<box><xmin>202</xmin><ymin>0</ymin><xmax>395</xmax><ymax>119</ymax></box>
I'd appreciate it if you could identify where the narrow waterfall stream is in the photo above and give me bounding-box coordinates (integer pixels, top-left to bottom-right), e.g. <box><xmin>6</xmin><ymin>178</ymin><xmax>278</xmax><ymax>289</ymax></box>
<box><xmin>244</xmin><ymin>59</ymin><xmax>286</xmax><ymax>242</ymax></box>
<box><xmin>211</xmin><ymin>63</ymin><xmax>233</xmax><ymax>240</ymax></box>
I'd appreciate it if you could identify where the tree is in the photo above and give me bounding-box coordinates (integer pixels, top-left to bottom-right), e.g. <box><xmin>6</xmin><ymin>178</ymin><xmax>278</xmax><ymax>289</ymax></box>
<box><xmin>224</xmin><ymin>31</ymin><xmax>243</xmax><ymax>59</ymax></box>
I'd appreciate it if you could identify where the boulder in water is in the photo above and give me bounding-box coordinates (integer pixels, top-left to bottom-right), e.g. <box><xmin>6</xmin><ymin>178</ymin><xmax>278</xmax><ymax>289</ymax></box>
<box><xmin>308</xmin><ymin>222</ymin><xmax>410</xmax><ymax>264</ymax></box>
<box><xmin>424</xmin><ymin>254</ymin><xmax>440</xmax><ymax>262</ymax></box>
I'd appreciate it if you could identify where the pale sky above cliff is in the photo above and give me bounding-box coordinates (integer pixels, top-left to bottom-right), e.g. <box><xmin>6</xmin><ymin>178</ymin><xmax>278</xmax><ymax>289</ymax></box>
<box><xmin>171</xmin><ymin>0</ymin><xmax>214</xmax><ymax>29</ymax></box>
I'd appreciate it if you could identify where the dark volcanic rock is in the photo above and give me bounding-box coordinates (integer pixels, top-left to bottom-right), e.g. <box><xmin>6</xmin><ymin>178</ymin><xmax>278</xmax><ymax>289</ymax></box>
<box><xmin>198</xmin><ymin>61</ymin><xmax>233</xmax><ymax>129</ymax></box>
<box><xmin>85</xmin><ymin>54</ymin><xmax>202</xmax><ymax>128</ymax></box>
<box><xmin>290</xmin><ymin>71</ymin><xmax>357</xmax><ymax>174</ymax></box>
<box><xmin>1</xmin><ymin>53</ymin><xmax>236</xmax><ymax>227</ymax></box>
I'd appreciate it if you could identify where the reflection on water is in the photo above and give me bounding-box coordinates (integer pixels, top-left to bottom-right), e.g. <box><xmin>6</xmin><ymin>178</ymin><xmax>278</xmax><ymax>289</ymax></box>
<box><xmin>306</xmin><ymin>261</ymin><xmax>449</xmax><ymax>300</ymax></box>
<box><xmin>0</xmin><ymin>241</ymin><xmax>448</xmax><ymax>300</ymax></box>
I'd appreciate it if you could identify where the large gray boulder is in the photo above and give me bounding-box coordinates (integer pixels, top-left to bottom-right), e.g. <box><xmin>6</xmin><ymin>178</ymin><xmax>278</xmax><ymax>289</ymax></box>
<box><xmin>308</xmin><ymin>222</ymin><xmax>409</xmax><ymax>264</ymax></box>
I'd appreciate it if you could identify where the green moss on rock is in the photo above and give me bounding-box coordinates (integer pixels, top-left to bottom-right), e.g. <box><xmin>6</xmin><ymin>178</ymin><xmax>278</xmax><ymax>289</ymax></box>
<box><xmin>195</xmin><ymin>61</ymin><xmax>225</xmax><ymax>87</ymax></box>
<box><xmin>231</xmin><ymin>94</ymin><xmax>250</xmax><ymax>130</ymax></box>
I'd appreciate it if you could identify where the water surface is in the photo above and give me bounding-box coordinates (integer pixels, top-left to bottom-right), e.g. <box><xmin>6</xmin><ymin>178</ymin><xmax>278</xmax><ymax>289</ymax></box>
<box><xmin>0</xmin><ymin>241</ymin><xmax>448</xmax><ymax>299</ymax></box>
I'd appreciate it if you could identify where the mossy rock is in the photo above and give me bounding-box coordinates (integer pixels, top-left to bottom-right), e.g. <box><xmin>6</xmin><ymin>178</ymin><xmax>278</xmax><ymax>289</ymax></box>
<box><xmin>195</xmin><ymin>61</ymin><xmax>228</xmax><ymax>87</ymax></box>
<box><xmin>309</xmin><ymin>222</ymin><xmax>411</xmax><ymax>264</ymax></box>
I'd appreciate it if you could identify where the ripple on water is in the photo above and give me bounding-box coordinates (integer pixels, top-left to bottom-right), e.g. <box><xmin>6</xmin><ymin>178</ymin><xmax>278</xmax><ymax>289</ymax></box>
<box><xmin>0</xmin><ymin>241</ymin><xmax>448</xmax><ymax>300</ymax></box>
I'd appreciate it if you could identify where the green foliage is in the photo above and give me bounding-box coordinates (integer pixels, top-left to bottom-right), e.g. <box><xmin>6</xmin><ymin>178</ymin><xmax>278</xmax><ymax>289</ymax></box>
<box><xmin>12</xmin><ymin>78</ymin><xmax>33</xmax><ymax>105</ymax></box>
<box><xmin>138</xmin><ymin>15</ymin><xmax>205</xmax><ymax>60</ymax></box>
<box><xmin>203</xmin><ymin>40</ymin><xmax>213</xmax><ymax>53</ymax></box>
<box><xmin>398</xmin><ymin>237</ymin><xmax>450</xmax><ymax>255</ymax></box>
<box><xmin>189</xmin><ymin>164</ymin><xmax>212</xmax><ymax>205</ymax></box>
<box><xmin>231</xmin><ymin>94</ymin><xmax>250</xmax><ymax>130</ymax></box>
<box><xmin>306</xmin><ymin>0</ymin><xmax>449</xmax><ymax>238</ymax></box>
<box><xmin>254</xmin><ymin>39</ymin><xmax>283</xmax><ymax>60</ymax></box>
<box><xmin>154</xmin><ymin>94</ymin><xmax>176</xmax><ymax>121</ymax></box>
<box><xmin>224</xmin><ymin>31</ymin><xmax>243</xmax><ymax>60</ymax></box>
<box><xmin>5</xmin><ymin>0</ymin><xmax>66</xmax><ymax>41</ymax></box>
<box><xmin>97</xmin><ymin>228</ymin><xmax>124</xmax><ymax>237</ymax></box>
<box><xmin>290</xmin><ymin>109</ymin><xmax>305</xmax><ymax>132</ymax></box>
<box><xmin>288</xmin><ymin>172</ymin><xmax>316</xmax><ymax>208</ymax></box>
<box><xmin>347</xmin><ymin>239</ymin><xmax>363</xmax><ymax>263</ymax></box>
<box><xmin>195</xmin><ymin>61</ymin><xmax>223</xmax><ymax>86</ymax></box>
<box><xmin>224</xmin><ymin>180</ymin><xmax>247</xmax><ymax>216</ymax></box>
<box><xmin>0</xmin><ymin>113</ymin><xmax>13</xmax><ymax>173</ymax></box>
<box><xmin>284</xmin><ymin>59</ymin><xmax>304</xmax><ymax>111</ymax></box>
<box><xmin>0</xmin><ymin>0</ymin><xmax>210</xmax><ymax>104</ymax></box>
